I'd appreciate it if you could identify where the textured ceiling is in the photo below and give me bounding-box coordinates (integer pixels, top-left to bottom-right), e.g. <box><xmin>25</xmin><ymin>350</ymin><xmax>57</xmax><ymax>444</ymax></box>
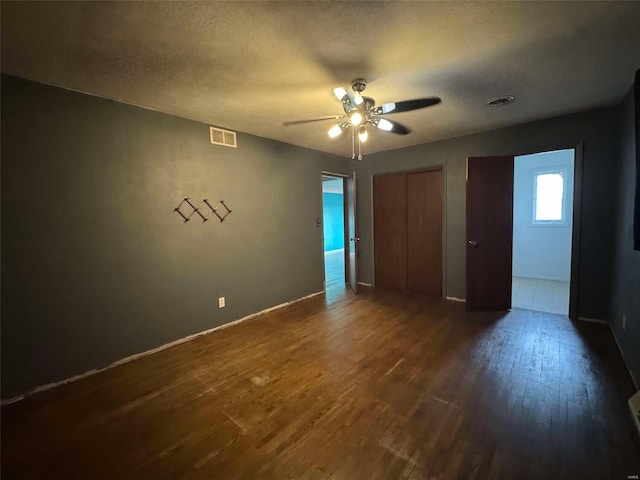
<box><xmin>3</xmin><ymin>1</ymin><xmax>640</xmax><ymax>157</ymax></box>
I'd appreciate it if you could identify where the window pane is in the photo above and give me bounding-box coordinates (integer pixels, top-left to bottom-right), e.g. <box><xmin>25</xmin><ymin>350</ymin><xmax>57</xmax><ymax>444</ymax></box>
<box><xmin>536</xmin><ymin>173</ymin><xmax>563</xmax><ymax>221</ymax></box>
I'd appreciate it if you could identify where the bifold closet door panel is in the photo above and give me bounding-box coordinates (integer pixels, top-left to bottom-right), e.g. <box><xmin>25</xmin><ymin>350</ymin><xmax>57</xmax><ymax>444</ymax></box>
<box><xmin>407</xmin><ymin>170</ymin><xmax>443</xmax><ymax>296</ymax></box>
<box><xmin>374</xmin><ymin>173</ymin><xmax>408</xmax><ymax>291</ymax></box>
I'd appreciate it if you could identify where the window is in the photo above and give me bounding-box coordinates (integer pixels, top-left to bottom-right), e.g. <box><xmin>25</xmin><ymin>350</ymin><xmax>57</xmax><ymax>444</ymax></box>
<box><xmin>532</xmin><ymin>168</ymin><xmax>567</xmax><ymax>225</ymax></box>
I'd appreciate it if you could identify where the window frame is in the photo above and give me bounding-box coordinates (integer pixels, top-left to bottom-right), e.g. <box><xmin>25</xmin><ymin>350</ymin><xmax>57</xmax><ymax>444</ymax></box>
<box><xmin>531</xmin><ymin>166</ymin><xmax>569</xmax><ymax>227</ymax></box>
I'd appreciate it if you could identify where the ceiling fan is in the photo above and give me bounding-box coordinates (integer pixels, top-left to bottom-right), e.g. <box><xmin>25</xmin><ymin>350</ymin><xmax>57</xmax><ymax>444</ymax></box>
<box><xmin>283</xmin><ymin>78</ymin><xmax>441</xmax><ymax>159</ymax></box>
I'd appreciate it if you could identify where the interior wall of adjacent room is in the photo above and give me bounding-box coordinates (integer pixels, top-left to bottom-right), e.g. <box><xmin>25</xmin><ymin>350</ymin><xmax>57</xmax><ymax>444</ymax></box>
<box><xmin>322</xmin><ymin>178</ymin><xmax>345</xmax><ymax>252</ymax></box>
<box><xmin>513</xmin><ymin>149</ymin><xmax>574</xmax><ymax>281</ymax></box>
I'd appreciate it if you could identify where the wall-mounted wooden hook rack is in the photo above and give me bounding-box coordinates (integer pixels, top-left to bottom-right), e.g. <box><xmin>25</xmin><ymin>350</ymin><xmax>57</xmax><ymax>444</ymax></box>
<box><xmin>174</xmin><ymin>198</ymin><xmax>232</xmax><ymax>223</ymax></box>
<box><xmin>174</xmin><ymin>197</ymin><xmax>197</xmax><ymax>222</ymax></box>
<box><xmin>204</xmin><ymin>199</ymin><xmax>232</xmax><ymax>222</ymax></box>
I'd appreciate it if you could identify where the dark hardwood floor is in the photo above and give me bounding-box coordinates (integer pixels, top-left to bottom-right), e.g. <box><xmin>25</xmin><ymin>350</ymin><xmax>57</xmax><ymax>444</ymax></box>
<box><xmin>2</xmin><ymin>282</ymin><xmax>639</xmax><ymax>479</ymax></box>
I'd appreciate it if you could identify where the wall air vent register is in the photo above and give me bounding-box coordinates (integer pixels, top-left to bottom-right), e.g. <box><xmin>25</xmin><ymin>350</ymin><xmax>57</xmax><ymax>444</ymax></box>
<box><xmin>210</xmin><ymin>126</ymin><xmax>237</xmax><ymax>148</ymax></box>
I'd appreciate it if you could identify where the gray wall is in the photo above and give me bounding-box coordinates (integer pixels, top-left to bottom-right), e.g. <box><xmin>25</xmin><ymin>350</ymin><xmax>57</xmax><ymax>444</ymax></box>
<box><xmin>611</xmin><ymin>85</ymin><xmax>640</xmax><ymax>388</ymax></box>
<box><xmin>513</xmin><ymin>150</ymin><xmax>574</xmax><ymax>281</ymax></box>
<box><xmin>354</xmin><ymin>106</ymin><xmax>620</xmax><ymax>320</ymax></box>
<box><xmin>1</xmin><ymin>75</ymin><xmax>349</xmax><ymax>398</ymax></box>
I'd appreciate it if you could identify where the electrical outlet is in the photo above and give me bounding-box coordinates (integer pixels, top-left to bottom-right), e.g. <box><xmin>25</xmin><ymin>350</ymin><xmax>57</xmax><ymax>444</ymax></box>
<box><xmin>622</xmin><ymin>314</ymin><xmax>626</xmax><ymax>330</ymax></box>
<box><xmin>218</xmin><ymin>297</ymin><xmax>225</xmax><ymax>308</ymax></box>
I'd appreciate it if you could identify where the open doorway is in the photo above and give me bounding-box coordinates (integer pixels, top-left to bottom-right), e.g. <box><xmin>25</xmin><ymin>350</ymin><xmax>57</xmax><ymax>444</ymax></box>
<box><xmin>512</xmin><ymin>149</ymin><xmax>575</xmax><ymax>315</ymax></box>
<box><xmin>322</xmin><ymin>175</ymin><xmax>346</xmax><ymax>292</ymax></box>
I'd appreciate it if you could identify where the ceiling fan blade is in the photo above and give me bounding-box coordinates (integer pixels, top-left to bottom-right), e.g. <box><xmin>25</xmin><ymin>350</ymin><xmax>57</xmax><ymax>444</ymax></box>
<box><xmin>372</xmin><ymin>97</ymin><xmax>441</xmax><ymax>115</ymax></box>
<box><xmin>283</xmin><ymin>115</ymin><xmax>345</xmax><ymax>126</ymax></box>
<box><xmin>370</xmin><ymin>117</ymin><xmax>411</xmax><ymax>135</ymax></box>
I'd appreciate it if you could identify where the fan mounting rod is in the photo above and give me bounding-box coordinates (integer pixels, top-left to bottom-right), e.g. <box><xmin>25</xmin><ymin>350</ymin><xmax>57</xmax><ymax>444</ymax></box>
<box><xmin>351</xmin><ymin>78</ymin><xmax>367</xmax><ymax>94</ymax></box>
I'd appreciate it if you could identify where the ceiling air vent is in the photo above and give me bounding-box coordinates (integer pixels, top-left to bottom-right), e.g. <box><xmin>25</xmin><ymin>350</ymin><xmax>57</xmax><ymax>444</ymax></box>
<box><xmin>209</xmin><ymin>126</ymin><xmax>237</xmax><ymax>148</ymax></box>
<box><xmin>485</xmin><ymin>95</ymin><xmax>515</xmax><ymax>107</ymax></box>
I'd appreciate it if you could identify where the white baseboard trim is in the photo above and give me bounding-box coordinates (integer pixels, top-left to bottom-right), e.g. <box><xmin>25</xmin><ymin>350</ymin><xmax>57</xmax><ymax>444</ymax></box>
<box><xmin>609</xmin><ymin>324</ymin><xmax>639</xmax><ymax>391</ymax></box>
<box><xmin>446</xmin><ymin>296</ymin><xmax>466</xmax><ymax>303</ymax></box>
<box><xmin>357</xmin><ymin>282</ymin><xmax>372</xmax><ymax>287</ymax></box>
<box><xmin>578</xmin><ymin>316</ymin><xmax>609</xmax><ymax>325</ymax></box>
<box><xmin>0</xmin><ymin>290</ymin><xmax>324</xmax><ymax>407</ymax></box>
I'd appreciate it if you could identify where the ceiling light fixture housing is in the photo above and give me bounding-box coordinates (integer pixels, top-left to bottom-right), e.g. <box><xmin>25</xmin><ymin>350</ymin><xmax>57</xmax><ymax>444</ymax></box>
<box><xmin>485</xmin><ymin>95</ymin><xmax>515</xmax><ymax>107</ymax></box>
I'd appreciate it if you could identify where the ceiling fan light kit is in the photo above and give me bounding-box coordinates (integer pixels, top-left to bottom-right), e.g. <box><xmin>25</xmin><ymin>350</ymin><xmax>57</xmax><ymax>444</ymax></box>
<box><xmin>349</xmin><ymin>111</ymin><xmax>364</xmax><ymax>126</ymax></box>
<box><xmin>358</xmin><ymin>125</ymin><xmax>368</xmax><ymax>143</ymax></box>
<box><xmin>285</xmin><ymin>78</ymin><xmax>441</xmax><ymax>160</ymax></box>
<box><xmin>328</xmin><ymin>124</ymin><xmax>343</xmax><ymax>138</ymax></box>
<box><xmin>333</xmin><ymin>87</ymin><xmax>348</xmax><ymax>100</ymax></box>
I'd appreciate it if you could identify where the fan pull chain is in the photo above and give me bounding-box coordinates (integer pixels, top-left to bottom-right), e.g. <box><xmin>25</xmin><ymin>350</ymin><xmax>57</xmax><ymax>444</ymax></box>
<box><xmin>357</xmin><ymin>133</ymin><xmax>362</xmax><ymax>161</ymax></box>
<box><xmin>351</xmin><ymin>128</ymin><xmax>356</xmax><ymax>160</ymax></box>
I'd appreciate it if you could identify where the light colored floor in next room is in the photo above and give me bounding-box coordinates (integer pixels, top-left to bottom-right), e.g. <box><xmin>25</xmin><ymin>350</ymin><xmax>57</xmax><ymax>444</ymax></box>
<box><xmin>512</xmin><ymin>276</ymin><xmax>570</xmax><ymax>315</ymax></box>
<box><xmin>324</xmin><ymin>249</ymin><xmax>345</xmax><ymax>292</ymax></box>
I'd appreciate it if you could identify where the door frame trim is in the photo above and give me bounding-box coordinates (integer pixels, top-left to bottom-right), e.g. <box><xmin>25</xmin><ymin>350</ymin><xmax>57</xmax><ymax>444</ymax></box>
<box><xmin>569</xmin><ymin>144</ymin><xmax>583</xmax><ymax>321</ymax></box>
<box><xmin>345</xmin><ymin>171</ymin><xmax>359</xmax><ymax>293</ymax></box>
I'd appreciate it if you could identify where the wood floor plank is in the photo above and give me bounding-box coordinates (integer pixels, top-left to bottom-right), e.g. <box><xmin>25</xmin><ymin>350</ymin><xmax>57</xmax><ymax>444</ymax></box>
<box><xmin>2</xmin><ymin>279</ymin><xmax>639</xmax><ymax>479</ymax></box>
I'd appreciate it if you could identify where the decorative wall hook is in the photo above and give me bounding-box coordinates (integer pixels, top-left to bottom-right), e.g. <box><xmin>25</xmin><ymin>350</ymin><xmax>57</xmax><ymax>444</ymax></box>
<box><xmin>174</xmin><ymin>198</ymin><xmax>232</xmax><ymax>223</ymax></box>
<box><xmin>174</xmin><ymin>197</ymin><xmax>197</xmax><ymax>222</ymax></box>
<box><xmin>204</xmin><ymin>199</ymin><xmax>232</xmax><ymax>222</ymax></box>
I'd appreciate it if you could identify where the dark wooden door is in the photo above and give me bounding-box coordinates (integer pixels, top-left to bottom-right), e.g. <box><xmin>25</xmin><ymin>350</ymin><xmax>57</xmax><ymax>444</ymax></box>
<box><xmin>407</xmin><ymin>170</ymin><xmax>443</xmax><ymax>296</ymax></box>
<box><xmin>345</xmin><ymin>171</ymin><xmax>359</xmax><ymax>294</ymax></box>
<box><xmin>374</xmin><ymin>173</ymin><xmax>408</xmax><ymax>291</ymax></box>
<box><xmin>466</xmin><ymin>156</ymin><xmax>514</xmax><ymax>311</ymax></box>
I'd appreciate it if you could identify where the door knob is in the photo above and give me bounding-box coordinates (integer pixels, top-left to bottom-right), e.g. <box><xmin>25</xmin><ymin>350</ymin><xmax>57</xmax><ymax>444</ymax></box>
<box><xmin>350</xmin><ymin>237</ymin><xmax>360</xmax><ymax>242</ymax></box>
<box><xmin>468</xmin><ymin>240</ymin><xmax>478</xmax><ymax>247</ymax></box>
